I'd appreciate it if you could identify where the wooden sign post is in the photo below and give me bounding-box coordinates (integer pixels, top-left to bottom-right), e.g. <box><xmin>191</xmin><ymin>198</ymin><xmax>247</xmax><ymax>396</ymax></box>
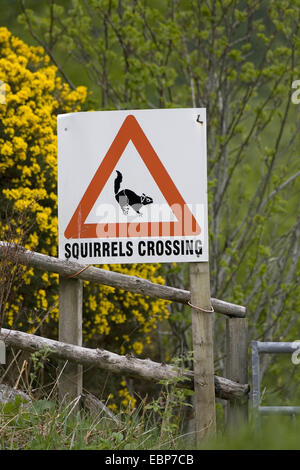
<box><xmin>226</xmin><ymin>316</ymin><xmax>248</xmax><ymax>428</ymax></box>
<box><xmin>190</xmin><ymin>262</ymin><xmax>216</xmax><ymax>443</ymax></box>
<box><xmin>58</xmin><ymin>277</ymin><xmax>83</xmax><ymax>405</ymax></box>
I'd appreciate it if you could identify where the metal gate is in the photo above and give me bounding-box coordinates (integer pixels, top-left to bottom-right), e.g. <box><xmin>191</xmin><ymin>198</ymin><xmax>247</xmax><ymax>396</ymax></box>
<box><xmin>251</xmin><ymin>341</ymin><xmax>300</xmax><ymax>418</ymax></box>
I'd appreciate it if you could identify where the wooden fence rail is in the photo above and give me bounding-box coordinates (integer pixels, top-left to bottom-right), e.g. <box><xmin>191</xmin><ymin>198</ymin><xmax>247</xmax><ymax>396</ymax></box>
<box><xmin>0</xmin><ymin>328</ymin><xmax>249</xmax><ymax>401</ymax></box>
<box><xmin>0</xmin><ymin>241</ymin><xmax>249</xmax><ymax>435</ymax></box>
<box><xmin>0</xmin><ymin>242</ymin><xmax>246</xmax><ymax>318</ymax></box>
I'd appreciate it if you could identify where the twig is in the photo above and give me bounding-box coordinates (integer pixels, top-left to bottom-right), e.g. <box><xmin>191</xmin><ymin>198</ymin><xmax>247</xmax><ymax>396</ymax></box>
<box><xmin>20</xmin><ymin>0</ymin><xmax>76</xmax><ymax>90</ymax></box>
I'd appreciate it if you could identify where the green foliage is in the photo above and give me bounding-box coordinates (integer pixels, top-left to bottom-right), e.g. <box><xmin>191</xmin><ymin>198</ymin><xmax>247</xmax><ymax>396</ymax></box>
<box><xmin>29</xmin><ymin>346</ymin><xmax>52</xmax><ymax>391</ymax></box>
<box><xmin>1</xmin><ymin>0</ymin><xmax>300</xmax><ymax>409</ymax></box>
<box><xmin>146</xmin><ymin>354</ymin><xmax>194</xmax><ymax>444</ymax></box>
<box><xmin>0</xmin><ymin>389</ymin><xmax>187</xmax><ymax>450</ymax></box>
<box><xmin>1</xmin><ymin>394</ymin><xmax>300</xmax><ymax>449</ymax></box>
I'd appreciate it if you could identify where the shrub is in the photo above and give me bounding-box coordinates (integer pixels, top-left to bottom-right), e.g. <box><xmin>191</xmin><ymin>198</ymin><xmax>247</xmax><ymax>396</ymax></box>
<box><xmin>0</xmin><ymin>28</ymin><xmax>169</xmax><ymax>406</ymax></box>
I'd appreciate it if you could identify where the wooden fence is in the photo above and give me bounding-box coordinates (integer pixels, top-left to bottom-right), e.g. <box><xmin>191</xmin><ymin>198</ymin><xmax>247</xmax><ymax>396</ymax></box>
<box><xmin>0</xmin><ymin>242</ymin><xmax>249</xmax><ymax>441</ymax></box>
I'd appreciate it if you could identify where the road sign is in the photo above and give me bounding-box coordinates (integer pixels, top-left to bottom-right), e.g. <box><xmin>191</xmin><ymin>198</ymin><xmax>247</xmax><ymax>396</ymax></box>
<box><xmin>58</xmin><ymin>108</ymin><xmax>208</xmax><ymax>264</ymax></box>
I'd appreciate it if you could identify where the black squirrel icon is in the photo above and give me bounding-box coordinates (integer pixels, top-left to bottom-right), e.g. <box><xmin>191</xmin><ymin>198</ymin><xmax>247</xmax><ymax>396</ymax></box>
<box><xmin>114</xmin><ymin>170</ymin><xmax>153</xmax><ymax>216</ymax></box>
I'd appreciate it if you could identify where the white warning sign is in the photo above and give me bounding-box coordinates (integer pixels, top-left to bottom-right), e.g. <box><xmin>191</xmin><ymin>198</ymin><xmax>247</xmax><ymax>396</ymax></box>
<box><xmin>58</xmin><ymin>108</ymin><xmax>208</xmax><ymax>264</ymax></box>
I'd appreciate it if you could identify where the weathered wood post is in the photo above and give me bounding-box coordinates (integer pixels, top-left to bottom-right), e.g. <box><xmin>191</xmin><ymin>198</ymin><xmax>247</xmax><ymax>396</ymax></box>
<box><xmin>226</xmin><ymin>316</ymin><xmax>248</xmax><ymax>428</ymax></box>
<box><xmin>190</xmin><ymin>262</ymin><xmax>216</xmax><ymax>444</ymax></box>
<box><xmin>58</xmin><ymin>277</ymin><xmax>83</xmax><ymax>404</ymax></box>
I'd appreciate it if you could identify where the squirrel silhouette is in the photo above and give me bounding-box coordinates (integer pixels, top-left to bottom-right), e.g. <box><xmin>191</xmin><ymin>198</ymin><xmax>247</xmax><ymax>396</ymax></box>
<box><xmin>114</xmin><ymin>170</ymin><xmax>153</xmax><ymax>216</ymax></box>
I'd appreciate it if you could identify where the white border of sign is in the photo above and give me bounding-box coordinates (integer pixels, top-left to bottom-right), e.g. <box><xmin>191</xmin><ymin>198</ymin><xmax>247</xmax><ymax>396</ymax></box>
<box><xmin>58</xmin><ymin>108</ymin><xmax>208</xmax><ymax>264</ymax></box>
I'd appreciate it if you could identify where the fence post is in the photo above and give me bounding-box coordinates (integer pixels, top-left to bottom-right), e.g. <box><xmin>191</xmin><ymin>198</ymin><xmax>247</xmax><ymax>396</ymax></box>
<box><xmin>58</xmin><ymin>277</ymin><xmax>83</xmax><ymax>404</ymax></box>
<box><xmin>226</xmin><ymin>316</ymin><xmax>248</xmax><ymax>428</ymax></box>
<box><xmin>190</xmin><ymin>262</ymin><xmax>216</xmax><ymax>444</ymax></box>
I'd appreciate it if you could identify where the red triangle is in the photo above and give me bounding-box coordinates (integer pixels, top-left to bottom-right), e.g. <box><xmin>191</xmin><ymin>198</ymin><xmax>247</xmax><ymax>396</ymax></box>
<box><xmin>64</xmin><ymin>115</ymin><xmax>201</xmax><ymax>239</ymax></box>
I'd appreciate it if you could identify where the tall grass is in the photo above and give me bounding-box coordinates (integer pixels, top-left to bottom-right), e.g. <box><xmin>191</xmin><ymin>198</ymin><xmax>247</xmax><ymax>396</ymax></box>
<box><xmin>1</xmin><ymin>394</ymin><xmax>300</xmax><ymax>450</ymax></box>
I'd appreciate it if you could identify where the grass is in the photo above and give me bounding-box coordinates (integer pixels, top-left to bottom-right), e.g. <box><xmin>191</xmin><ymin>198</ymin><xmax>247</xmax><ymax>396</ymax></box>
<box><xmin>0</xmin><ymin>394</ymin><xmax>180</xmax><ymax>450</ymax></box>
<box><xmin>0</xmin><ymin>397</ymin><xmax>133</xmax><ymax>450</ymax></box>
<box><xmin>1</xmin><ymin>395</ymin><xmax>300</xmax><ymax>450</ymax></box>
<box><xmin>201</xmin><ymin>416</ymin><xmax>300</xmax><ymax>450</ymax></box>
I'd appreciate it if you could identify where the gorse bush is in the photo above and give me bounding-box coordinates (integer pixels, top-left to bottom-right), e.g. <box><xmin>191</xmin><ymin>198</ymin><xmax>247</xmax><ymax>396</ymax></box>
<box><xmin>0</xmin><ymin>26</ymin><xmax>85</xmax><ymax>330</ymax></box>
<box><xmin>0</xmin><ymin>27</ymin><xmax>169</xmax><ymax>407</ymax></box>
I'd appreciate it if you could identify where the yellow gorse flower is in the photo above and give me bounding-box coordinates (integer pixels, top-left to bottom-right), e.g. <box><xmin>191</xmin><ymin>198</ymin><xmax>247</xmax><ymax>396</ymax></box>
<box><xmin>0</xmin><ymin>26</ymin><xmax>86</xmax><ymax>334</ymax></box>
<box><xmin>0</xmin><ymin>27</ymin><xmax>169</xmax><ymax>409</ymax></box>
